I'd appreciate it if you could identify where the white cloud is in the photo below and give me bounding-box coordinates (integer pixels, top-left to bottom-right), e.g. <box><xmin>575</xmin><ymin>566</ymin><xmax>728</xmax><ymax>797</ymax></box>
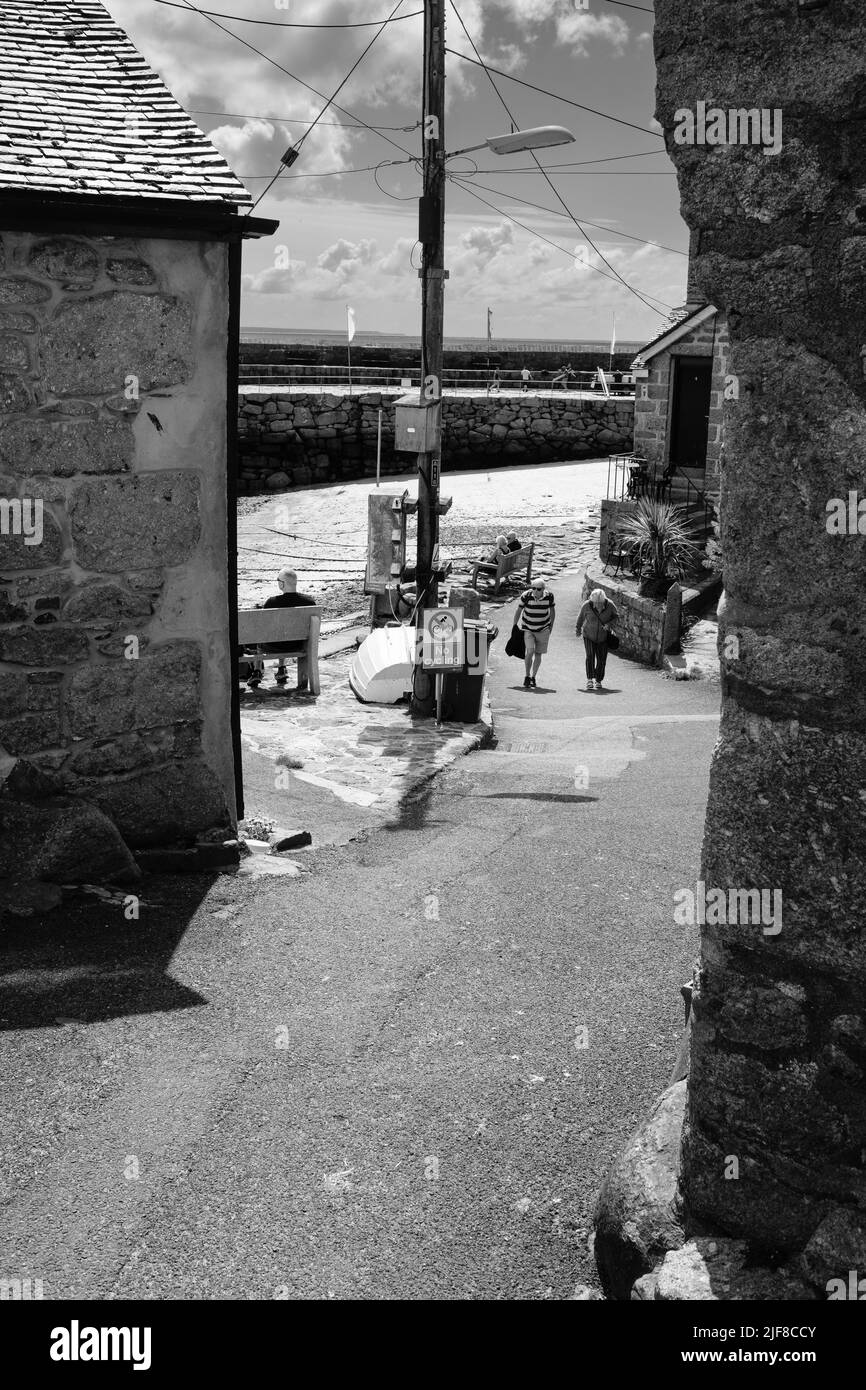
<box><xmin>379</xmin><ymin>237</ymin><xmax>419</xmax><ymax>275</ymax></box>
<box><xmin>459</xmin><ymin>222</ymin><xmax>515</xmax><ymax>260</ymax></box>
<box><xmin>317</xmin><ymin>239</ymin><xmax>378</xmax><ymax>273</ymax></box>
<box><xmin>554</xmin><ymin>12</ymin><xmax>630</xmax><ymax>54</ymax></box>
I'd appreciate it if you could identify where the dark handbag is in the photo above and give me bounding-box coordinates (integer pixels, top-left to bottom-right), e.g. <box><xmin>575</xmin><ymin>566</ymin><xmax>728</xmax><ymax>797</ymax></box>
<box><xmin>505</xmin><ymin>623</ymin><xmax>526</xmax><ymax>659</ymax></box>
<box><xmin>606</xmin><ymin>629</ymin><xmax>620</xmax><ymax>651</ymax></box>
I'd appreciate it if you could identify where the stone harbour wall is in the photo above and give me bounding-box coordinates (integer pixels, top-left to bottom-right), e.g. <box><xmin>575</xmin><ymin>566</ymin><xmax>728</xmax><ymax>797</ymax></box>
<box><xmin>0</xmin><ymin>230</ymin><xmax>237</xmax><ymax>869</ymax></box>
<box><xmin>237</xmin><ymin>390</ymin><xmax>635</xmax><ymax>492</ymax></box>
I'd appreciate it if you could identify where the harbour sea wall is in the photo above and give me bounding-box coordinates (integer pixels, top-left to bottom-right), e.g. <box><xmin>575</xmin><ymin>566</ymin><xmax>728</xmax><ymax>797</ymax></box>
<box><xmin>237</xmin><ymin>391</ymin><xmax>635</xmax><ymax>493</ymax></box>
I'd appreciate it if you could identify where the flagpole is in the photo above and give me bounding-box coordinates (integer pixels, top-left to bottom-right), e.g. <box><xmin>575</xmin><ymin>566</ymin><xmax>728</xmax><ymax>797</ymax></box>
<box><xmin>347</xmin><ymin>304</ymin><xmax>353</xmax><ymax>394</ymax></box>
<box><xmin>486</xmin><ymin>307</ymin><xmax>491</xmax><ymax>396</ymax></box>
<box><xmin>609</xmin><ymin>312</ymin><xmax>616</xmax><ymax>372</ymax></box>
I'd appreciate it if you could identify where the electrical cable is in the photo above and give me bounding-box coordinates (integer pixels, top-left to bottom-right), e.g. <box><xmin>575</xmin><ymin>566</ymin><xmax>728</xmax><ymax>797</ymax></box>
<box><xmin>293</xmin><ymin>0</ymin><xmax>409</xmax><ymax>154</ymax></box>
<box><xmin>447</xmin><ymin>1</ymin><xmax>667</xmax><ymax>316</ymax></box>
<box><xmin>450</xmin><ymin>179</ymin><xmax>675</xmax><ymax>310</ymax></box>
<box><xmin>153</xmin><ymin>0</ymin><xmax>422</xmax><ymax>26</ymax></box>
<box><xmin>444</xmin><ymin>46</ymin><xmax>665</xmax><ymax>140</ymax></box>
<box><xmin>447</xmin><ymin>173</ymin><xmax>687</xmax><ymax>256</ymax></box>
<box><xmin>170</xmin><ymin>0</ymin><xmax>418</xmax><ymax>180</ymax></box>
<box><xmin>190</xmin><ymin>109</ymin><xmax>421</xmax><ymax>133</ymax></box>
<box><xmin>247</xmin><ymin>0</ymin><xmax>410</xmax><ymax>211</ymax></box>
<box><xmin>467</xmin><ymin>168</ymin><xmax>674</xmax><ymax>176</ymax></box>
<box><xmin>374</xmin><ymin>160</ymin><xmax>422</xmax><ymax>200</ymax></box>
<box><xmin>239</xmin><ymin>157</ymin><xmax>416</xmax><ymax>179</ymax></box>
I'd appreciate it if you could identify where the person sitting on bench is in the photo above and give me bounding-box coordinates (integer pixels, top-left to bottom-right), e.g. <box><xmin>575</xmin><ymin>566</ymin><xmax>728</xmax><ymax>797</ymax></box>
<box><xmin>245</xmin><ymin>569</ymin><xmax>317</xmax><ymax>689</ymax></box>
<box><xmin>478</xmin><ymin>534</ymin><xmax>510</xmax><ymax>566</ymax></box>
<box><xmin>505</xmin><ymin>532</ymin><xmax>522</xmax><ymax>552</ymax></box>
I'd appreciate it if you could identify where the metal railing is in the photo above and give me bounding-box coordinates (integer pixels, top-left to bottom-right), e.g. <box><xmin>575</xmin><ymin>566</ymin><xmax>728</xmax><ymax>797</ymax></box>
<box><xmin>606</xmin><ymin>456</ymin><xmax>716</xmax><ymax>534</ymax></box>
<box><xmin>238</xmin><ymin>361</ymin><xmax>636</xmax><ymax>396</ymax></box>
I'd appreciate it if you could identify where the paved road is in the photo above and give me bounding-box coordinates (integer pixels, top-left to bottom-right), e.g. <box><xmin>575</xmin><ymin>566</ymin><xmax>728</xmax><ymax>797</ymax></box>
<box><xmin>0</xmin><ymin>575</ymin><xmax>719</xmax><ymax>1300</ymax></box>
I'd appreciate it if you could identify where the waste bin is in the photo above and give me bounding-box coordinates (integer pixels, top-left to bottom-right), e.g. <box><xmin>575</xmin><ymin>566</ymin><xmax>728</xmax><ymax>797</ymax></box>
<box><xmin>441</xmin><ymin>619</ymin><xmax>496</xmax><ymax>723</ymax></box>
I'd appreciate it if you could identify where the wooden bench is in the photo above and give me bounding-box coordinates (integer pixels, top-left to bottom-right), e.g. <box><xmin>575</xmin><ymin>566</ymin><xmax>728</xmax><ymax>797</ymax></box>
<box><xmin>237</xmin><ymin>606</ymin><xmax>322</xmax><ymax>695</ymax></box>
<box><xmin>470</xmin><ymin>543</ymin><xmax>534</xmax><ymax>596</ymax></box>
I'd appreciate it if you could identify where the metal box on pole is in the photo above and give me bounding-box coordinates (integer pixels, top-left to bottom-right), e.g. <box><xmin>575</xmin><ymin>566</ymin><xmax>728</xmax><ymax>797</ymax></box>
<box><xmin>394</xmin><ymin>394</ymin><xmax>441</xmax><ymax>454</ymax></box>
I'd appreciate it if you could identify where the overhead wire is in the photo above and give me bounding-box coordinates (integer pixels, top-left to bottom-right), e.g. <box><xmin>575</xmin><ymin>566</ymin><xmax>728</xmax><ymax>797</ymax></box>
<box><xmin>451</xmin><ymin>179</ymin><xmax>675</xmax><ymax>310</ymax></box>
<box><xmin>447</xmin><ymin>172</ymin><xmax>686</xmax><ymax>256</ymax></box>
<box><xmin>153</xmin><ymin>0</ymin><xmax>422</xmax><ymax>25</ymax></box>
<box><xmin>239</xmin><ymin>159</ymin><xmax>416</xmax><ymax>179</ymax></box>
<box><xmin>447</xmin><ymin>0</ymin><xmax>667</xmax><ymax>316</ymax></box>
<box><xmin>189</xmin><ymin>108</ymin><xmax>421</xmax><ymax>133</ymax></box>
<box><xmin>171</xmin><ymin>0</ymin><xmax>418</xmax><ymax>181</ymax></box>
<box><xmin>374</xmin><ymin>159</ymin><xmax>423</xmax><ymax>199</ymax></box>
<box><xmin>247</xmin><ymin>0</ymin><xmax>411</xmax><ymax>210</ymax></box>
<box><xmin>444</xmin><ymin>46</ymin><xmax>665</xmax><ymax>141</ymax></box>
<box><xmin>292</xmin><ymin>0</ymin><xmax>410</xmax><ymax>154</ymax></box>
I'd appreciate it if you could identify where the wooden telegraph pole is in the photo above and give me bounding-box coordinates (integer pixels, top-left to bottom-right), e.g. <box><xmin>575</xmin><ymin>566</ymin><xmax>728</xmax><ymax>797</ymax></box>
<box><xmin>412</xmin><ymin>0</ymin><xmax>447</xmax><ymax>711</ymax></box>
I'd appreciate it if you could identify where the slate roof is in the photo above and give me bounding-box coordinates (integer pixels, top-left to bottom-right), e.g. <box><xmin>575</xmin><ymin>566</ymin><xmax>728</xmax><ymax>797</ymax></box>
<box><xmin>0</xmin><ymin>0</ymin><xmax>253</xmax><ymax>208</ymax></box>
<box><xmin>631</xmin><ymin>303</ymin><xmax>717</xmax><ymax>367</ymax></box>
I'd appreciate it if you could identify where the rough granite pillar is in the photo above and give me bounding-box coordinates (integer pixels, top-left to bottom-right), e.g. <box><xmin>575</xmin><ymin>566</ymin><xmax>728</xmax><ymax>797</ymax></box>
<box><xmin>656</xmin><ymin>0</ymin><xmax>866</xmax><ymax>1268</ymax></box>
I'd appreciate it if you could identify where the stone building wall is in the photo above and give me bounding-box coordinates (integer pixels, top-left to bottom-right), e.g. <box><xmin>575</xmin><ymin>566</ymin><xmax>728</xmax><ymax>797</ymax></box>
<box><xmin>633</xmin><ymin>312</ymin><xmax>729</xmax><ymax>504</ymax></box>
<box><xmin>237</xmin><ymin>390</ymin><xmax>635</xmax><ymax>492</ymax></box>
<box><xmin>0</xmin><ymin>231</ymin><xmax>236</xmax><ymax>851</ymax></box>
<box><xmin>619</xmin><ymin>0</ymin><xmax>866</xmax><ymax>1291</ymax></box>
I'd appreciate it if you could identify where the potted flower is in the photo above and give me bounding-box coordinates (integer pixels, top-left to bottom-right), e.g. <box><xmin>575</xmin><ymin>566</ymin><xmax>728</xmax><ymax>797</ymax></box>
<box><xmin>617</xmin><ymin>498</ymin><xmax>703</xmax><ymax>600</ymax></box>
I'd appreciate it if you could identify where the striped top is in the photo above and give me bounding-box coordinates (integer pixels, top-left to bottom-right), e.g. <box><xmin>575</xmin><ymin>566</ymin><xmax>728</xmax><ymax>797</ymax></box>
<box><xmin>518</xmin><ymin>589</ymin><xmax>555</xmax><ymax>631</ymax></box>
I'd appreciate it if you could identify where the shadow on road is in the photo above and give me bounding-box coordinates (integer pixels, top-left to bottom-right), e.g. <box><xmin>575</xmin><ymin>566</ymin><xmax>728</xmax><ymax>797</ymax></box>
<box><xmin>0</xmin><ymin>876</ymin><xmax>214</xmax><ymax>1031</ymax></box>
<box><xmin>480</xmin><ymin>792</ymin><xmax>597</xmax><ymax>804</ymax></box>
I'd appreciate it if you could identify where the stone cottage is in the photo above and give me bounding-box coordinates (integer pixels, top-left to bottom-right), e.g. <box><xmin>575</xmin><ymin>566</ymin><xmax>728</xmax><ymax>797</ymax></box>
<box><xmin>601</xmin><ymin>251</ymin><xmax>728</xmax><ymax>565</ymax></box>
<box><xmin>0</xmin><ymin>0</ymin><xmax>276</xmax><ymax>898</ymax></box>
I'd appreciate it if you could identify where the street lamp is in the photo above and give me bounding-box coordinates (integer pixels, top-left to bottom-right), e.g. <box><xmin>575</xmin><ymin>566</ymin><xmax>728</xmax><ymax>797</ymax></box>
<box><xmin>445</xmin><ymin>125</ymin><xmax>576</xmax><ymax>160</ymax></box>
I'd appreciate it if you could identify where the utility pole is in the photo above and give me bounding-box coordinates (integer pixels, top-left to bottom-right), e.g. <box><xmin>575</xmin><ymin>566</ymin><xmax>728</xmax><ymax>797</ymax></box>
<box><xmin>412</xmin><ymin>0</ymin><xmax>446</xmax><ymax>711</ymax></box>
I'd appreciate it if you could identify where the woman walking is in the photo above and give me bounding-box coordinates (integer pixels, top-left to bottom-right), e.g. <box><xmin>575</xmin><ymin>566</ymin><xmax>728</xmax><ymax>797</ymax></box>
<box><xmin>516</xmin><ymin>577</ymin><xmax>555</xmax><ymax>688</ymax></box>
<box><xmin>575</xmin><ymin>587</ymin><xmax>619</xmax><ymax>690</ymax></box>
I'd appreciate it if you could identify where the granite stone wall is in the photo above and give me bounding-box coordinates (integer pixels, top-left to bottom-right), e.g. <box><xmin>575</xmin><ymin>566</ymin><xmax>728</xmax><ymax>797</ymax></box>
<box><xmin>648</xmin><ymin>0</ymin><xmax>866</xmax><ymax>1288</ymax></box>
<box><xmin>237</xmin><ymin>390</ymin><xmax>634</xmax><ymax>492</ymax></box>
<box><xmin>0</xmin><ymin>230</ymin><xmax>236</xmax><ymax>860</ymax></box>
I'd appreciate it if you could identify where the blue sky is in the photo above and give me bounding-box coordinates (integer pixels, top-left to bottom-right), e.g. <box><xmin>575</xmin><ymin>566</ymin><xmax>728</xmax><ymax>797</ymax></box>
<box><xmin>105</xmin><ymin>0</ymin><xmax>686</xmax><ymax>342</ymax></box>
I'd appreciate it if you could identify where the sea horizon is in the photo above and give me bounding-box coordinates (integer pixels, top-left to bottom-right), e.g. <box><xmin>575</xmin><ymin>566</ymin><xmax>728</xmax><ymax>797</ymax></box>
<box><xmin>240</xmin><ymin>326</ymin><xmax>646</xmax><ymax>354</ymax></box>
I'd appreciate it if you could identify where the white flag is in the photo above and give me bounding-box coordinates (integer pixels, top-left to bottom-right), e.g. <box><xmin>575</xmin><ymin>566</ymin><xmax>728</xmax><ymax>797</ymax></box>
<box><xmin>610</xmin><ymin>313</ymin><xmax>616</xmax><ymax>358</ymax></box>
<box><xmin>347</xmin><ymin>305</ymin><xmax>356</xmax><ymax>343</ymax></box>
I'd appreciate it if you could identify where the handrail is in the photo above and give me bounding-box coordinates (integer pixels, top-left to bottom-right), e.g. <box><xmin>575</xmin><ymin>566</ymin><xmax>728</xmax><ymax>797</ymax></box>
<box><xmin>669</xmin><ymin>466</ymin><xmax>715</xmax><ymax>534</ymax></box>
<box><xmin>238</xmin><ymin>361</ymin><xmax>636</xmax><ymax>396</ymax></box>
<box><xmin>604</xmin><ymin>458</ymin><xmax>716</xmax><ymax>534</ymax></box>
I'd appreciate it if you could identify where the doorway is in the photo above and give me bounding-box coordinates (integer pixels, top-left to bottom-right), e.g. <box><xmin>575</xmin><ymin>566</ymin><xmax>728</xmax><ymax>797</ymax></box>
<box><xmin>669</xmin><ymin>357</ymin><xmax>711</xmax><ymax>469</ymax></box>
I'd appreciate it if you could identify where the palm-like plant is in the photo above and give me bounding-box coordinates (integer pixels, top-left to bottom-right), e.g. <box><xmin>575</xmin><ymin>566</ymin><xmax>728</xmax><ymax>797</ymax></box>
<box><xmin>618</xmin><ymin>498</ymin><xmax>703</xmax><ymax>591</ymax></box>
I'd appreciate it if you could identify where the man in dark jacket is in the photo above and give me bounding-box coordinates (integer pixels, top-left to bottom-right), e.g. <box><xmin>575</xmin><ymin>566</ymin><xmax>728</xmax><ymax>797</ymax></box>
<box><xmin>247</xmin><ymin>569</ymin><xmax>316</xmax><ymax>689</ymax></box>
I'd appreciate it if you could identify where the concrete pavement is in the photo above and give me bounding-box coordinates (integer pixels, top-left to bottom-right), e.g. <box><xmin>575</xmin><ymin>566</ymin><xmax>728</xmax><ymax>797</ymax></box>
<box><xmin>0</xmin><ymin>571</ymin><xmax>720</xmax><ymax>1300</ymax></box>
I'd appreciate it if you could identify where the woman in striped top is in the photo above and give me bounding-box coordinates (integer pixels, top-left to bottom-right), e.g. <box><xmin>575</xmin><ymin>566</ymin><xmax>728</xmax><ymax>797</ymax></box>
<box><xmin>516</xmin><ymin>578</ymin><xmax>555</xmax><ymax>688</ymax></box>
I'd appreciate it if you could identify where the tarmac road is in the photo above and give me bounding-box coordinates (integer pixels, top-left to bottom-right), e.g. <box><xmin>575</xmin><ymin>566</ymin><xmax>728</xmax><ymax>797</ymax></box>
<box><xmin>0</xmin><ymin>574</ymin><xmax>720</xmax><ymax>1300</ymax></box>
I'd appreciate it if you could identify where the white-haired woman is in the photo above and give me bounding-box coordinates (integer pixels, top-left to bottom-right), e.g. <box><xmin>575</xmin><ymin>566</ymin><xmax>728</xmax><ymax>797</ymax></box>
<box><xmin>478</xmin><ymin>534</ymin><xmax>509</xmax><ymax>566</ymax></box>
<box><xmin>575</xmin><ymin>587</ymin><xmax>618</xmax><ymax>690</ymax></box>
